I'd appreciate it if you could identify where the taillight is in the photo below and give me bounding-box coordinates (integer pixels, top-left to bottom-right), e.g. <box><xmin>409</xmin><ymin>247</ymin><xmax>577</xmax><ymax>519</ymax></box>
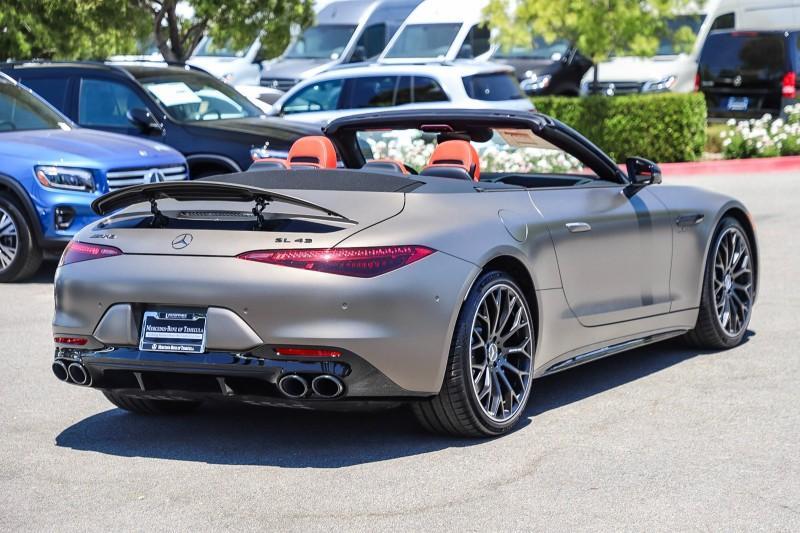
<box><xmin>59</xmin><ymin>241</ymin><xmax>122</xmax><ymax>266</ymax></box>
<box><xmin>237</xmin><ymin>245</ymin><xmax>435</xmax><ymax>278</ymax></box>
<box><xmin>782</xmin><ymin>72</ymin><xmax>797</xmax><ymax>98</ymax></box>
<box><xmin>694</xmin><ymin>72</ymin><xmax>701</xmax><ymax>92</ymax></box>
<box><xmin>54</xmin><ymin>336</ymin><xmax>88</xmax><ymax>346</ymax></box>
<box><xmin>275</xmin><ymin>347</ymin><xmax>341</xmax><ymax>358</ymax></box>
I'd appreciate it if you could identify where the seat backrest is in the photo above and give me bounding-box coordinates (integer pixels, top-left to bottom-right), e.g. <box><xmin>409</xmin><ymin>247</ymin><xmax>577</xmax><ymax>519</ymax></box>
<box><xmin>421</xmin><ymin>140</ymin><xmax>480</xmax><ymax>181</ymax></box>
<box><xmin>363</xmin><ymin>159</ymin><xmax>409</xmax><ymax>174</ymax></box>
<box><xmin>287</xmin><ymin>136</ymin><xmax>337</xmax><ymax>169</ymax></box>
<box><xmin>249</xmin><ymin>158</ymin><xmax>289</xmax><ymax>171</ymax></box>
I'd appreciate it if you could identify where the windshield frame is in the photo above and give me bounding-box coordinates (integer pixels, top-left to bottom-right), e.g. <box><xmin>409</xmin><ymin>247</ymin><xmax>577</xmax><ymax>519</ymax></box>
<box><xmin>131</xmin><ymin>69</ymin><xmax>264</xmax><ymax>124</ymax></box>
<box><xmin>0</xmin><ymin>80</ymin><xmax>75</xmax><ymax>133</ymax></box>
<box><xmin>284</xmin><ymin>24</ymin><xmax>358</xmax><ymax>60</ymax></box>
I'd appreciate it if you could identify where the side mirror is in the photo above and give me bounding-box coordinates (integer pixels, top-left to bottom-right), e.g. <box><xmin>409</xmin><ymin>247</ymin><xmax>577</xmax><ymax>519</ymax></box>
<box><xmin>126</xmin><ymin>107</ymin><xmax>163</xmax><ymax>134</ymax></box>
<box><xmin>350</xmin><ymin>45</ymin><xmax>367</xmax><ymax>63</ymax></box>
<box><xmin>626</xmin><ymin>157</ymin><xmax>662</xmax><ymax>186</ymax></box>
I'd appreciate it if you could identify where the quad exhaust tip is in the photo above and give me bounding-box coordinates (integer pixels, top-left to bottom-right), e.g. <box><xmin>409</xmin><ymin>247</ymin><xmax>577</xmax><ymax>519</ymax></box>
<box><xmin>311</xmin><ymin>375</ymin><xmax>344</xmax><ymax>399</ymax></box>
<box><xmin>67</xmin><ymin>362</ymin><xmax>92</xmax><ymax>386</ymax></box>
<box><xmin>278</xmin><ymin>374</ymin><xmax>309</xmax><ymax>399</ymax></box>
<box><xmin>52</xmin><ymin>360</ymin><xmax>69</xmax><ymax>382</ymax></box>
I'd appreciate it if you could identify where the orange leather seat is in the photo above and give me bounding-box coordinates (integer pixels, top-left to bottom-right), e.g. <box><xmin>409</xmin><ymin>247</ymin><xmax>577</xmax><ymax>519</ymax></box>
<box><xmin>288</xmin><ymin>136</ymin><xmax>338</xmax><ymax>169</ymax></box>
<box><xmin>421</xmin><ymin>140</ymin><xmax>480</xmax><ymax>181</ymax></box>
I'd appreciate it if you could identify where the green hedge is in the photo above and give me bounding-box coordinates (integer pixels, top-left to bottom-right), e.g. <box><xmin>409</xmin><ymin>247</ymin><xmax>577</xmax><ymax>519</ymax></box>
<box><xmin>531</xmin><ymin>93</ymin><xmax>708</xmax><ymax>163</ymax></box>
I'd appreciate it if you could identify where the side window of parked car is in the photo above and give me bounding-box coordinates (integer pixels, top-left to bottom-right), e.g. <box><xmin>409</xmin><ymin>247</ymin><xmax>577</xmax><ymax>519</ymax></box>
<box><xmin>354</xmin><ymin>24</ymin><xmax>387</xmax><ymax>60</ymax></box>
<box><xmin>344</xmin><ymin>76</ymin><xmax>399</xmax><ymax>109</ymax></box>
<box><xmin>395</xmin><ymin>76</ymin><xmax>412</xmax><ymax>105</ymax></box>
<box><xmin>19</xmin><ymin>77</ymin><xmax>70</xmax><ymax>112</ymax></box>
<box><xmin>458</xmin><ymin>25</ymin><xmax>491</xmax><ymax>58</ymax></box>
<box><xmin>413</xmin><ymin>76</ymin><xmax>448</xmax><ymax>103</ymax></box>
<box><xmin>710</xmin><ymin>13</ymin><xmax>735</xmax><ymax>31</ymax></box>
<box><xmin>78</xmin><ymin>78</ymin><xmax>148</xmax><ymax>128</ymax></box>
<box><xmin>282</xmin><ymin>79</ymin><xmax>344</xmax><ymax>114</ymax></box>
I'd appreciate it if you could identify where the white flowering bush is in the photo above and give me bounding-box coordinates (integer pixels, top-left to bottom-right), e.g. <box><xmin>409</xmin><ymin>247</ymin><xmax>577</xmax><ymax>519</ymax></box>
<box><xmin>720</xmin><ymin>104</ymin><xmax>800</xmax><ymax>159</ymax></box>
<box><xmin>362</xmin><ymin>131</ymin><xmax>584</xmax><ymax>174</ymax></box>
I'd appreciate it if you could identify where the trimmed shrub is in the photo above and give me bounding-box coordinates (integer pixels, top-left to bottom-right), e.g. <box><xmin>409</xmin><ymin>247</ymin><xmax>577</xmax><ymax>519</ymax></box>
<box><xmin>532</xmin><ymin>93</ymin><xmax>708</xmax><ymax>163</ymax></box>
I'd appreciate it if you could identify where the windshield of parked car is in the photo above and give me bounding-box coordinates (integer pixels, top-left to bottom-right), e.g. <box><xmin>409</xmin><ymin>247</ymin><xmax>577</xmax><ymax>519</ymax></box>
<box><xmin>0</xmin><ymin>82</ymin><xmax>72</xmax><ymax>132</ymax></box>
<box><xmin>356</xmin><ymin>128</ymin><xmax>586</xmax><ymax>176</ymax></box>
<box><xmin>384</xmin><ymin>23</ymin><xmax>462</xmax><ymax>59</ymax></box>
<box><xmin>657</xmin><ymin>14</ymin><xmax>705</xmax><ymax>55</ymax></box>
<box><xmin>193</xmin><ymin>37</ymin><xmax>250</xmax><ymax>58</ymax></box>
<box><xmin>494</xmin><ymin>38</ymin><xmax>570</xmax><ymax>60</ymax></box>
<box><xmin>285</xmin><ymin>25</ymin><xmax>357</xmax><ymax>59</ymax></box>
<box><xmin>135</xmin><ymin>70</ymin><xmax>263</xmax><ymax>122</ymax></box>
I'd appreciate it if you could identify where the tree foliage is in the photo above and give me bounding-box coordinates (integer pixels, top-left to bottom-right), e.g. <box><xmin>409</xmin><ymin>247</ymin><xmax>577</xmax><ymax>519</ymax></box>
<box><xmin>485</xmin><ymin>0</ymin><xmax>693</xmax><ymax>63</ymax></box>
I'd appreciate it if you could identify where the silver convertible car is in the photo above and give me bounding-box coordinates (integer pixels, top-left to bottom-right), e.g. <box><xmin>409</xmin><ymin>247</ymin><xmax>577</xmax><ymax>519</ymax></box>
<box><xmin>51</xmin><ymin>110</ymin><xmax>757</xmax><ymax>437</ymax></box>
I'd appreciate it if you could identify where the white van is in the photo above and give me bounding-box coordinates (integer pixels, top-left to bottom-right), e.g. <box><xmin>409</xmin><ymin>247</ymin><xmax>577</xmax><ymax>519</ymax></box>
<box><xmin>580</xmin><ymin>0</ymin><xmax>800</xmax><ymax>96</ymax></box>
<box><xmin>187</xmin><ymin>36</ymin><xmax>262</xmax><ymax>86</ymax></box>
<box><xmin>378</xmin><ymin>0</ymin><xmax>494</xmax><ymax>63</ymax></box>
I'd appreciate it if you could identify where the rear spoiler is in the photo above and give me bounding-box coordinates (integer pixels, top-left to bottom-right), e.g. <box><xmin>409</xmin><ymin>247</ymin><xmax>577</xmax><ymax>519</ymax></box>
<box><xmin>91</xmin><ymin>181</ymin><xmax>351</xmax><ymax>221</ymax></box>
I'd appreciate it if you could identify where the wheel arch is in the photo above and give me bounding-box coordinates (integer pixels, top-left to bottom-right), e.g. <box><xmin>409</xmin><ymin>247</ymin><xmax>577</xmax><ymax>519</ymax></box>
<box><xmin>0</xmin><ymin>174</ymin><xmax>43</xmax><ymax>244</ymax></box>
<box><xmin>479</xmin><ymin>255</ymin><xmax>539</xmax><ymax>340</ymax></box>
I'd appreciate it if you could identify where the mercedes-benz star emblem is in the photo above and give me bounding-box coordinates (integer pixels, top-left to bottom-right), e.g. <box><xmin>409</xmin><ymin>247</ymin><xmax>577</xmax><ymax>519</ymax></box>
<box><xmin>172</xmin><ymin>233</ymin><xmax>193</xmax><ymax>250</ymax></box>
<box><xmin>144</xmin><ymin>168</ymin><xmax>166</xmax><ymax>184</ymax></box>
<box><xmin>733</xmin><ymin>75</ymin><xmax>742</xmax><ymax>87</ymax></box>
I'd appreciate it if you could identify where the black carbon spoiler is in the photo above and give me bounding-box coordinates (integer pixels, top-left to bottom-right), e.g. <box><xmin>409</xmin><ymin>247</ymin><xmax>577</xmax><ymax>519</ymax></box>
<box><xmin>91</xmin><ymin>180</ymin><xmax>351</xmax><ymax>221</ymax></box>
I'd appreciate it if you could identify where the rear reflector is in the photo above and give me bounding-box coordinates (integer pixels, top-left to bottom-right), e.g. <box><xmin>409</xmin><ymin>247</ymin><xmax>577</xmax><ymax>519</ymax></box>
<box><xmin>694</xmin><ymin>72</ymin><xmax>701</xmax><ymax>92</ymax></box>
<box><xmin>60</xmin><ymin>241</ymin><xmax>122</xmax><ymax>266</ymax></box>
<box><xmin>237</xmin><ymin>246</ymin><xmax>435</xmax><ymax>278</ymax></box>
<box><xmin>275</xmin><ymin>347</ymin><xmax>341</xmax><ymax>358</ymax></box>
<box><xmin>54</xmin><ymin>336</ymin><xmax>88</xmax><ymax>346</ymax></box>
<box><xmin>782</xmin><ymin>72</ymin><xmax>797</xmax><ymax>99</ymax></box>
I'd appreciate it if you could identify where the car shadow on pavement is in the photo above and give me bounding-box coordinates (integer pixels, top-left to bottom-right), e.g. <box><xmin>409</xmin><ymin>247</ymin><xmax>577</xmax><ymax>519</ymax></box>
<box><xmin>55</xmin><ymin>334</ymin><xmax>753</xmax><ymax>467</ymax></box>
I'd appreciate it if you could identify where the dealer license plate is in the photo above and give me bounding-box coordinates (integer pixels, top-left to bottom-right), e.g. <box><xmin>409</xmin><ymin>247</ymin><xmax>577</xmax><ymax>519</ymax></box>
<box><xmin>139</xmin><ymin>310</ymin><xmax>207</xmax><ymax>354</ymax></box>
<box><xmin>726</xmin><ymin>96</ymin><xmax>749</xmax><ymax>111</ymax></box>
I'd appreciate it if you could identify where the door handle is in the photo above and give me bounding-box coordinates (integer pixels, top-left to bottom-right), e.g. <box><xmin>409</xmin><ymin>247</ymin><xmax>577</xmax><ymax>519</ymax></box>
<box><xmin>566</xmin><ymin>222</ymin><xmax>592</xmax><ymax>233</ymax></box>
<box><xmin>676</xmin><ymin>214</ymin><xmax>704</xmax><ymax>227</ymax></box>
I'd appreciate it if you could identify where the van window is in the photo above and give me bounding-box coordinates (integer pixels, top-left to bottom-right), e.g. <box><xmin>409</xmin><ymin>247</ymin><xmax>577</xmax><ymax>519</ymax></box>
<box><xmin>19</xmin><ymin>77</ymin><xmax>69</xmax><ymax>112</ymax></box>
<box><xmin>710</xmin><ymin>13</ymin><xmax>735</xmax><ymax>31</ymax></box>
<box><xmin>699</xmin><ymin>33</ymin><xmax>786</xmax><ymax>79</ymax></box>
<box><xmin>413</xmin><ymin>76</ymin><xmax>448</xmax><ymax>103</ymax></box>
<box><xmin>344</xmin><ymin>76</ymin><xmax>399</xmax><ymax>108</ymax></box>
<box><xmin>79</xmin><ymin>78</ymin><xmax>148</xmax><ymax>128</ymax></box>
<box><xmin>354</xmin><ymin>24</ymin><xmax>387</xmax><ymax>60</ymax></box>
<box><xmin>458</xmin><ymin>25</ymin><xmax>491</xmax><ymax>58</ymax></box>
<box><xmin>285</xmin><ymin>25</ymin><xmax>357</xmax><ymax>60</ymax></box>
<box><xmin>282</xmin><ymin>79</ymin><xmax>344</xmax><ymax>114</ymax></box>
<box><xmin>463</xmin><ymin>72</ymin><xmax>523</xmax><ymax>101</ymax></box>
<box><xmin>384</xmin><ymin>23</ymin><xmax>462</xmax><ymax>59</ymax></box>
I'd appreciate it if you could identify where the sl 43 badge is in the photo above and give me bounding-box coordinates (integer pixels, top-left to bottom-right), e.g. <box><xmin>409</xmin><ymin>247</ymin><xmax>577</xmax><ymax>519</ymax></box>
<box><xmin>275</xmin><ymin>237</ymin><xmax>313</xmax><ymax>244</ymax></box>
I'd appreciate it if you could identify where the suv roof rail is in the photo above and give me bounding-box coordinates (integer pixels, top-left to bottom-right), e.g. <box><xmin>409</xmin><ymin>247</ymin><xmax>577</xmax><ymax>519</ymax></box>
<box><xmin>2</xmin><ymin>58</ymin><xmax>211</xmax><ymax>76</ymax></box>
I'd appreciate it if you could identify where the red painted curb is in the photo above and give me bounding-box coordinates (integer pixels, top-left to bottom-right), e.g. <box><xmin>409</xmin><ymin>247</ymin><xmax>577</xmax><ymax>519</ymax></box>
<box><xmin>657</xmin><ymin>155</ymin><xmax>800</xmax><ymax>176</ymax></box>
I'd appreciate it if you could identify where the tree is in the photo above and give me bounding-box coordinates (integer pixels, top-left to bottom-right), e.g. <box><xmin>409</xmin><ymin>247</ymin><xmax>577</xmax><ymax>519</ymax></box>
<box><xmin>0</xmin><ymin>0</ymin><xmax>149</xmax><ymax>60</ymax></box>
<box><xmin>485</xmin><ymin>0</ymin><xmax>694</xmax><ymax>93</ymax></box>
<box><xmin>129</xmin><ymin>0</ymin><xmax>315</xmax><ymax>63</ymax></box>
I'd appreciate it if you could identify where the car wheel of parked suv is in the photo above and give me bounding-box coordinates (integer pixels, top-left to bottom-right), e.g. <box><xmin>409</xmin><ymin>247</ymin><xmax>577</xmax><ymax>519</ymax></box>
<box><xmin>0</xmin><ymin>195</ymin><xmax>42</xmax><ymax>283</ymax></box>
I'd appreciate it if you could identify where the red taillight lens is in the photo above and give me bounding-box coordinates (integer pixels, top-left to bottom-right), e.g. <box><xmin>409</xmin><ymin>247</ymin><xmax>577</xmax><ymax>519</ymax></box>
<box><xmin>60</xmin><ymin>241</ymin><xmax>122</xmax><ymax>266</ymax></box>
<box><xmin>238</xmin><ymin>246</ymin><xmax>435</xmax><ymax>278</ymax></box>
<box><xmin>275</xmin><ymin>347</ymin><xmax>341</xmax><ymax>358</ymax></box>
<box><xmin>782</xmin><ymin>72</ymin><xmax>797</xmax><ymax>98</ymax></box>
<box><xmin>694</xmin><ymin>72</ymin><xmax>701</xmax><ymax>92</ymax></box>
<box><xmin>54</xmin><ymin>336</ymin><xmax>88</xmax><ymax>346</ymax></box>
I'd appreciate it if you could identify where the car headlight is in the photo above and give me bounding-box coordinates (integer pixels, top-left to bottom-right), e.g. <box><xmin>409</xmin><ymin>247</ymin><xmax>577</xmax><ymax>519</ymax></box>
<box><xmin>34</xmin><ymin>166</ymin><xmax>95</xmax><ymax>192</ymax></box>
<box><xmin>521</xmin><ymin>74</ymin><xmax>552</xmax><ymax>94</ymax></box>
<box><xmin>642</xmin><ymin>76</ymin><xmax>677</xmax><ymax>93</ymax></box>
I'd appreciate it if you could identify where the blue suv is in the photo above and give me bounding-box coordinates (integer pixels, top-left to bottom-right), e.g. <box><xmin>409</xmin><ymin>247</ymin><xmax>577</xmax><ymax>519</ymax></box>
<box><xmin>0</xmin><ymin>73</ymin><xmax>187</xmax><ymax>282</ymax></box>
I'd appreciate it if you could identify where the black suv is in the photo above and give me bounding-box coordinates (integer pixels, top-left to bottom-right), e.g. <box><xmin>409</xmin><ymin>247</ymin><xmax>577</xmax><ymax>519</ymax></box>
<box><xmin>491</xmin><ymin>38</ymin><xmax>592</xmax><ymax>96</ymax></box>
<box><xmin>698</xmin><ymin>30</ymin><xmax>799</xmax><ymax>120</ymax></box>
<box><xmin>0</xmin><ymin>62</ymin><xmax>320</xmax><ymax>177</ymax></box>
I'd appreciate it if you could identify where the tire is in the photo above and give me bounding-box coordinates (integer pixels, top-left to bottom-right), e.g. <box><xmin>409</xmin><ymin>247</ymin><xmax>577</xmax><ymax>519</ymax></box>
<box><xmin>0</xmin><ymin>194</ymin><xmax>42</xmax><ymax>283</ymax></box>
<box><xmin>685</xmin><ymin>216</ymin><xmax>755</xmax><ymax>349</ymax></box>
<box><xmin>412</xmin><ymin>271</ymin><xmax>535</xmax><ymax>437</ymax></box>
<box><xmin>102</xmin><ymin>390</ymin><xmax>202</xmax><ymax>415</ymax></box>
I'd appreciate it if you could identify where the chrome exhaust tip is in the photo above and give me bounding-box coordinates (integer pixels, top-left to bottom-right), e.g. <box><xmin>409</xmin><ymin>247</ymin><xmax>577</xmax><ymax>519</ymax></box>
<box><xmin>52</xmin><ymin>360</ymin><xmax>70</xmax><ymax>382</ymax></box>
<box><xmin>311</xmin><ymin>375</ymin><xmax>344</xmax><ymax>399</ymax></box>
<box><xmin>67</xmin><ymin>362</ymin><xmax>92</xmax><ymax>386</ymax></box>
<box><xmin>278</xmin><ymin>374</ymin><xmax>309</xmax><ymax>399</ymax></box>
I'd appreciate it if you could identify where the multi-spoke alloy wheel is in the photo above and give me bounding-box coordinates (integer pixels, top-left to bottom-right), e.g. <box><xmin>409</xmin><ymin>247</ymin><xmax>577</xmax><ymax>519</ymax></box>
<box><xmin>713</xmin><ymin>226</ymin><xmax>753</xmax><ymax>337</ymax></box>
<box><xmin>412</xmin><ymin>271</ymin><xmax>535</xmax><ymax>437</ymax></box>
<box><xmin>469</xmin><ymin>283</ymin><xmax>533</xmax><ymax>422</ymax></box>
<box><xmin>0</xmin><ymin>206</ymin><xmax>18</xmax><ymax>272</ymax></box>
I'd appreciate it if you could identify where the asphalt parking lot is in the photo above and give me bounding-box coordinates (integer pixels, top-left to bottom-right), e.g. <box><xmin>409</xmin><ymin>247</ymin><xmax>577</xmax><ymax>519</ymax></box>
<box><xmin>1</xmin><ymin>170</ymin><xmax>798</xmax><ymax>532</ymax></box>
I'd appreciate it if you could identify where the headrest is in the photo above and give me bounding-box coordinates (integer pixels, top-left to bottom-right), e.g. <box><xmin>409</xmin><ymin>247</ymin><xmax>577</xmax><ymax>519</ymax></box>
<box><xmin>288</xmin><ymin>136</ymin><xmax>337</xmax><ymax>169</ymax></box>
<box><xmin>249</xmin><ymin>158</ymin><xmax>289</xmax><ymax>171</ymax></box>
<box><xmin>363</xmin><ymin>159</ymin><xmax>409</xmax><ymax>174</ymax></box>
<box><xmin>424</xmin><ymin>140</ymin><xmax>480</xmax><ymax>181</ymax></box>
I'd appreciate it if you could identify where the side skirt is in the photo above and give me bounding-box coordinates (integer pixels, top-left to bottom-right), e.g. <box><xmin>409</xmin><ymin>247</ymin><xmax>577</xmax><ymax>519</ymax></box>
<box><xmin>542</xmin><ymin>330</ymin><xmax>686</xmax><ymax>376</ymax></box>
